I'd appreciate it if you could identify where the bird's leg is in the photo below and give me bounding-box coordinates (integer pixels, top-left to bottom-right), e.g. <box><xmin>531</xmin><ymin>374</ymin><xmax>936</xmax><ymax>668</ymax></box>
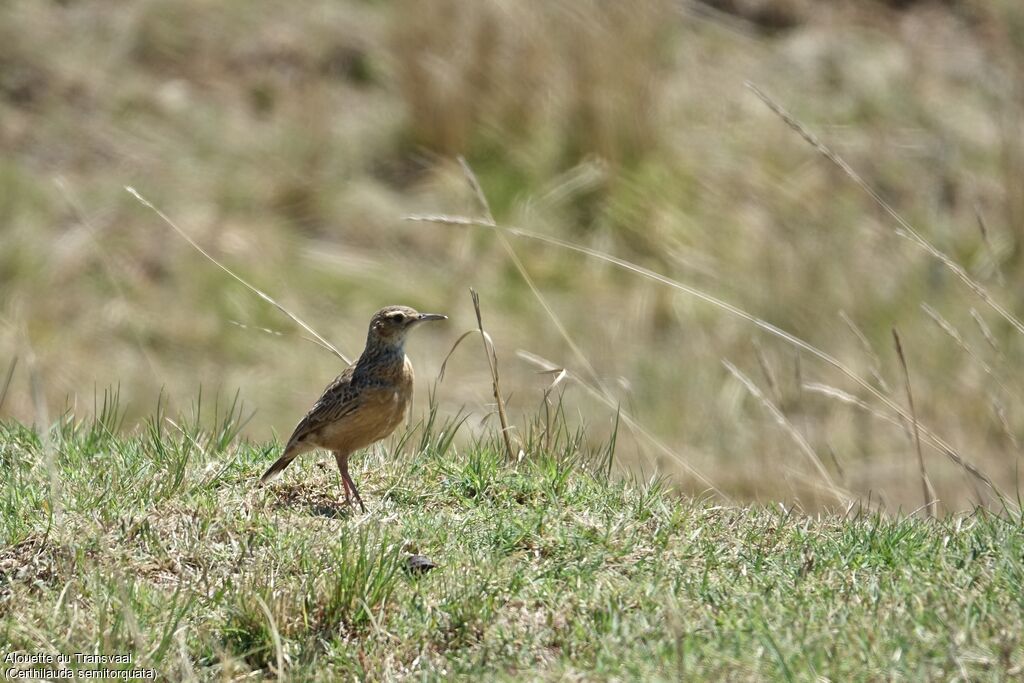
<box><xmin>334</xmin><ymin>451</ymin><xmax>366</xmax><ymax>513</ymax></box>
<box><xmin>334</xmin><ymin>451</ymin><xmax>352</xmax><ymax>506</ymax></box>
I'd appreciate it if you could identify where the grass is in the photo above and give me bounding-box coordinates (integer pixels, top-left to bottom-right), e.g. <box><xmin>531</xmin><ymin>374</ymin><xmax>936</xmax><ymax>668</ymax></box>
<box><xmin>2</xmin><ymin>402</ymin><xmax>1022</xmax><ymax>680</ymax></box>
<box><xmin>5</xmin><ymin>0</ymin><xmax>1024</xmax><ymax>510</ymax></box>
<box><xmin>6</xmin><ymin>2</ymin><xmax>1024</xmax><ymax>678</ymax></box>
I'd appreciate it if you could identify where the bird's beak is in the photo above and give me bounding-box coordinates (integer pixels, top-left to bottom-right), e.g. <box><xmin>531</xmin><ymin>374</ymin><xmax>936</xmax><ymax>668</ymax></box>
<box><xmin>416</xmin><ymin>313</ymin><xmax>447</xmax><ymax>323</ymax></box>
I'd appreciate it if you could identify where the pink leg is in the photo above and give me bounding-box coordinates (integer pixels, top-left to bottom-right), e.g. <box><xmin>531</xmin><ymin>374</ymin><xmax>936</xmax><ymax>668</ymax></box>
<box><xmin>334</xmin><ymin>451</ymin><xmax>366</xmax><ymax>512</ymax></box>
<box><xmin>334</xmin><ymin>451</ymin><xmax>352</xmax><ymax>504</ymax></box>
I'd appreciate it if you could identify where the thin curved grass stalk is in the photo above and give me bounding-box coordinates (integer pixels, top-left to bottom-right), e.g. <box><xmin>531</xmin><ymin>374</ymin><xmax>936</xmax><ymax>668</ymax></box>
<box><xmin>803</xmin><ymin>381</ymin><xmax>985</xmax><ymax>504</ymax></box>
<box><xmin>457</xmin><ymin>158</ymin><xmax>713</xmax><ymax>486</ymax></box>
<box><xmin>970</xmin><ymin>309</ymin><xmax>1000</xmax><ymax>353</ymax></box>
<box><xmin>921</xmin><ymin>303</ymin><xmax>1012</xmax><ymax>398</ymax></box>
<box><xmin>802</xmin><ymin>383</ymin><xmax>898</xmax><ymax>427</ymax></box>
<box><xmin>469</xmin><ymin>289</ymin><xmax>516</xmax><ymax>463</ymax></box>
<box><xmin>25</xmin><ymin>341</ymin><xmax>61</xmax><ymax>527</ymax></box>
<box><xmin>541</xmin><ymin>368</ymin><xmax>570</xmax><ymax>455</ymax></box>
<box><xmin>974</xmin><ymin>205</ymin><xmax>1005</xmax><ymax>286</ymax></box>
<box><xmin>752</xmin><ymin>339</ymin><xmax>782</xmax><ymax>405</ymax></box>
<box><xmin>991</xmin><ymin>397</ymin><xmax>1019</xmax><ymax>451</ymax></box>
<box><xmin>746</xmin><ymin>83</ymin><xmax>1024</xmax><ymax>339</ymax></box>
<box><xmin>228</xmin><ymin>320</ymin><xmax>284</xmax><ymax>337</ymax></box>
<box><xmin>407</xmin><ymin>212</ymin><xmax>1004</xmax><ymax>502</ymax></box>
<box><xmin>126</xmin><ymin>187</ymin><xmax>350</xmax><ymax>364</ymax></box>
<box><xmin>518</xmin><ymin>350</ymin><xmax>654</xmax><ymax>475</ymax></box>
<box><xmin>436</xmin><ymin>330</ymin><xmax>478</xmax><ymax>384</ymax></box>
<box><xmin>783</xmin><ymin>466</ymin><xmax>868</xmax><ymax>510</ymax></box>
<box><xmin>723</xmin><ymin>360</ymin><xmax>847</xmax><ymax>505</ymax></box>
<box><xmin>253</xmin><ymin>594</ymin><xmax>285</xmax><ymax>681</ymax></box>
<box><xmin>0</xmin><ymin>356</ymin><xmax>17</xmax><ymax>414</ymax></box>
<box><xmin>518</xmin><ymin>349</ymin><xmax>731</xmax><ymax>503</ymax></box>
<box><xmin>892</xmin><ymin>330</ymin><xmax>937</xmax><ymax>518</ymax></box>
<box><xmin>457</xmin><ymin>159</ymin><xmax>608</xmax><ymax>394</ymax></box>
<box><xmin>839</xmin><ymin>310</ymin><xmax>890</xmax><ymax>393</ymax></box>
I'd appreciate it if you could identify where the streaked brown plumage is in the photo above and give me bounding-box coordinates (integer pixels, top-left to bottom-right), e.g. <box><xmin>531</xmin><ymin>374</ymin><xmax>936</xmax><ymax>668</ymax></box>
<box><xmin>259</xmin><ymin>305</ymin><xmax>446</xmax><ymax>511</ymax></box>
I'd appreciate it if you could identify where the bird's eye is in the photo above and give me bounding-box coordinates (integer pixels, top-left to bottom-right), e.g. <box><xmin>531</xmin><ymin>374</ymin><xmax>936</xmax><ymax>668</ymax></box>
<box><xmin>388</xmin><ymin>312</ymin><xmax>406</xmax><ymax>322</ymax></box>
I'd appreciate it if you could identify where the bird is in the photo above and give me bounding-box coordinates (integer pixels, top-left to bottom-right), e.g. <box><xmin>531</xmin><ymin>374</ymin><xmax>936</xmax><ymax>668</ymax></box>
<box><xmin>405</xmin><ymin>554</ymin><xmax>437</xmax><ymax>576</ymax></box>
<box><xmin>259</xmin><ymin>305</ymin><xmax>447</xmax><ymax>511</ymax></box>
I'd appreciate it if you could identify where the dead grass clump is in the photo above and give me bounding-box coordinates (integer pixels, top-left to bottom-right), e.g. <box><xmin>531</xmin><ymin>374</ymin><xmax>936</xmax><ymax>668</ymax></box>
<box><xmin>265</xmin><ymin>479</ymin><xmax>357</xmax><ymax>520</ymax></box>
<box><xmin>0</xmin><ymin>534</ymin><xmax>74</xmax><ymax>601</ymax></box>
<box><xmin>389</xmin><ymin>0</ymin><xmax>674</xmax><ymax>164</ymax></box>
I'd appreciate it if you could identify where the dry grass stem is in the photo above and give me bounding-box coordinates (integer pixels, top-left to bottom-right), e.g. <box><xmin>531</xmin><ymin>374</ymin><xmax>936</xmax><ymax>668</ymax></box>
<box><xmin>24</xmin><ymin>341</ymin><xmax>61</xmax><ymax>527</ymax></box>
<box><xmin>970</xmin><ymin>309</ymin><xmax>1001</xmax><ymax>353</ymax></box>
<box><xmin>436</xmin><ymin>330</ymin><xmax>479</xmax><ymax>384</ymax></box>
<box><xmin>723</xmin><ymin>360</ymin><xmax>847</xmax><ymax>504</ymax></box>
<box><xmin>891</xmin><ymin>329</ymin><xmax>937</xmax><ymax>518</ymax></box>
<box><xmin>253</xmin><ymin>594</ymin><xmax>285</xmax><ymax>681</ymax></box>
<box><xmin>746</xmin><ymin>83</ymin><xmax>1024</xmax><ymax>339</ymax></box>
<box><xmin>407</xmin><ymin>212</ymin><xmax>1005</xmax><ymax>503</ymax></box>
<box><xmin>974</xmin><ymin>205</ymin><xmax>1005</xmax><ymax>285</ymax></box>
<box><xmin>752</xmin><ymin>340</ymin><xmax>782</xmax><ymax>405</ymax></box>
<box><xmin>455</xmin><ymin>158</ymin><xmax>705</xmax><ymax>479</ymax></box>
<box><xmin>518</xmin><ymin>349</ymin><xmax>730</xmax><ymax>502</ymax></box>
<box><xmin>839</xmin><ymin>310</ymin><xmax>890</xmax><ymax>393</ymax></box>
<box><xmin>0</xmin><ymin>356</ymin><xmax>17</xmax><ymax>414</ymax></box>
<box><xmin>469</xmin><ymin>288</ymin><xmax>516</xmax><ymax>463</ymax></box>
<box><xmin>802</xmin><ymin>382</ymin><xmax>901</xmax><ymax>429</ymax></box>
<box><xmin>126</xmin><ymin>187</ymin><xmax>351</xmax><ymax>365</ymax></box>
<box><xmin>920</xmin><ymin>304</ymin><xmax>1007</xmax><ymax>395</ymax></box>
<box><xmin>454</xmin><ymin>160</ymin><xmax>616</xmax><ymax>403</ymax></box>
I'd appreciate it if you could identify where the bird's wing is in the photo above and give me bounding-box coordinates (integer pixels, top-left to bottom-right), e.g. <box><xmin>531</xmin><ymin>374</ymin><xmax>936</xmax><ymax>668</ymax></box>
<box><xmin>283</xmin><ymin>366</ymin><xmax>361</xmax><ymax>451</ymax></box>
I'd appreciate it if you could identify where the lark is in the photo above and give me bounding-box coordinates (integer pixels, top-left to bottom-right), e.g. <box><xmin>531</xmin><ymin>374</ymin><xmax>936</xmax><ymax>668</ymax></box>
<box><xmin>259</xmin><ymin>305</ymin><xmax>446</xmax><ymax>511</ymax></box>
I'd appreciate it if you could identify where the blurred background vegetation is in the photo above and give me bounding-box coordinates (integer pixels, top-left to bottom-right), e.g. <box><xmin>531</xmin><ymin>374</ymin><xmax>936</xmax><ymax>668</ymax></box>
<box><xmin>3</xmin><ymin>0</ymin><xmax>1024</xmax><ymax>512</ymax></box>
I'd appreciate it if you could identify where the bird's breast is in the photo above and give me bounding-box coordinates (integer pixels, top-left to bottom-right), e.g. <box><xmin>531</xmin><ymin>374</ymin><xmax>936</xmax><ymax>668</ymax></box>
<box><xmin>368</xmin><ymin>382</ymin><xmax>411</xmax><ymax>441</ymax></box>
<box><xmin>318</xmin><ymin>381</ymin><xmax>411</xmax><ymax>452</ymax></box>
<box><xmin>318</xmin><ymin>353</ymin><xmax>415</xmax><ymax>452</ymax></box>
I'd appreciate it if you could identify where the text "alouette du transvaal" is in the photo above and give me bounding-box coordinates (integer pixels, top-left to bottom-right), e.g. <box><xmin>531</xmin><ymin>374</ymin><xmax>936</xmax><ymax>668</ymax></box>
<box><xmin>3</xmin><ymin>652</ymin><xmax>156</xmax><ymax>679</ymax></box>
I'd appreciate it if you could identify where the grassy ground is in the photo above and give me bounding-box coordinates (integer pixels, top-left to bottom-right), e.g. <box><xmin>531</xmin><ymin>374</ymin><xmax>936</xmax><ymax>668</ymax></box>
<box><xmin>2</xmin><ymin>409</ymin><xmax>1022</xmax><ymax>680</ymax></box>
<box><xmin>6</xmin><ymin>3</ymin><xmax>1024</xmax><ymax>680</ymax></box>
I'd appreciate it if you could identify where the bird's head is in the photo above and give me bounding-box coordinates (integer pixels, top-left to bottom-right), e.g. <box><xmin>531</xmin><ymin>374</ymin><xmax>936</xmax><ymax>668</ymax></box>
<box><xmin>366</xmin><ymin>305</ymin><xmax>447</xmax><ymax>349</ymax></box>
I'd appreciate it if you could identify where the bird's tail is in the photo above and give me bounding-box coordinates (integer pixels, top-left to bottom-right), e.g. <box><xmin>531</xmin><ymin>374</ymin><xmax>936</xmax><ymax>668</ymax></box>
<box><xmin>258</xmin><ymin>455</ymin><xmax>295</xmax><ymax>485</ymax></box>
<box><xmin>258</xmin><ymin>442</ymin><xmax>309</xmax><ymax>485</ymax></box>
